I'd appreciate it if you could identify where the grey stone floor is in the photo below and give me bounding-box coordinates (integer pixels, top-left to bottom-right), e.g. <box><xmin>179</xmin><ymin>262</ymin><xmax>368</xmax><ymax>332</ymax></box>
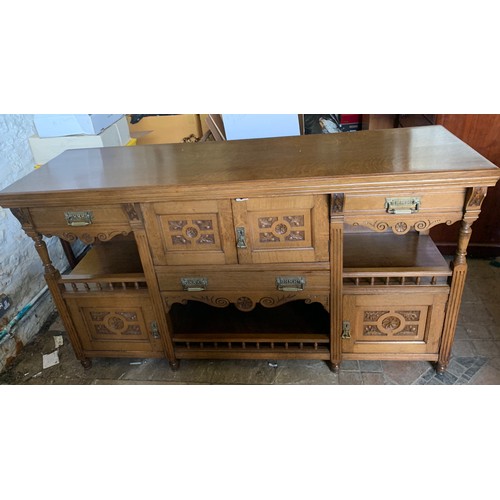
<box><xmin>1</xmin><ymin>258</ymin><xmax>499</xmax><ymax>385</ymax></box>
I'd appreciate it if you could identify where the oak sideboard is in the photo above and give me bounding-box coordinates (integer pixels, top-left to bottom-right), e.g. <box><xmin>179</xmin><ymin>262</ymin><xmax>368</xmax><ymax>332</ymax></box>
<box><xmin>1</xmin><ymin>125</ymin><xmax>498</xmax><ymax>374</ymax></box>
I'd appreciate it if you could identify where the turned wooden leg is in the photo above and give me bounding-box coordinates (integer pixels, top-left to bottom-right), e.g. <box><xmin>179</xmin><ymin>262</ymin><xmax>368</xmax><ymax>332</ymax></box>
<box><xmin>81</xmin><ymin>358</ymin><xmax>92</xmax><ymax>370</ymax></box>
<box><xmin>436</xmin><ymin>361</ymin><xmax>447</xmax><ymax>375</ymax></box>
<box><xmin>328</xmin><ymin>361</ymin><xmax>340</xmax><ymax>373</ymax></box>
<box><xmin>169</xmin><ymin>360</ymin><xmax>180</xmax><ymax>371</ymax></box>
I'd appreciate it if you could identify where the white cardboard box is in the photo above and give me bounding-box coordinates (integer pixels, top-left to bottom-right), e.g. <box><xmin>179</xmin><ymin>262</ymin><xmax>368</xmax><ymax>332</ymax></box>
<box><xmin>33</xmin><ymin>114</ymin><xmax>123</xmax><ymax>137</ymax></box>
<box><xmin>221</xmin><ymin>114</ymin><xmax>301</xmax><ymax>140</ymax></box>
<box><xmin>29</xmin><ymin>116</ymin><xmax>131</xmax><ymax>164</ymax></box>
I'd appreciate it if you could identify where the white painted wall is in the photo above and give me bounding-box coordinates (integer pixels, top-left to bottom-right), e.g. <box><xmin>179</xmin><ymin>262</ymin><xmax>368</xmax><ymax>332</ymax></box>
<box><xmin>0</xmin><ymin>114</ymin><xmax>69</xmax><ymax>373</ymax></box>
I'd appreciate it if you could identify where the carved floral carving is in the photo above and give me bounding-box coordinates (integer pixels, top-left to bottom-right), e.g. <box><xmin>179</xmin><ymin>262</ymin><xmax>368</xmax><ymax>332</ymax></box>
<box><xmin>59</xmin><ymin>230</ymin><xmax>131</xmax><ymax>244</ymax></box>
<box><xmin>331</xmin><ymin>193</ymin><xmax>345</xmax><ymax>215</ymax></box>
<box><xmin>164</xmin><ymin>293</ymin><xmax>329</xmax><ymax>312</ymax></box>
<box><xmin>258</xmin><ymin>214</ymin><xmax>306</xmax><ymax>243</ymax></box>
<box><xmin>362</xmin><ymin>309</ymin><xmax>421</xmax><ymax>337</ymax></box>
<box><xmin>89</xmin><ymin>310</ymin><xmax>144</xmax><ymax>337</ymax></box>
<box><xmin>467</xmin><ymin>187</ymin><xmax>487</xmax><ymax>208</ymax></box>
<box><xmin>351</xmin><ymin>217</ymin><xmax>459</xmax><ymax>234</ymax></box>
<box><xmin>168</xmin><ymin>218</ymin><xmax>217</xmax><ymax>247</ymax></box>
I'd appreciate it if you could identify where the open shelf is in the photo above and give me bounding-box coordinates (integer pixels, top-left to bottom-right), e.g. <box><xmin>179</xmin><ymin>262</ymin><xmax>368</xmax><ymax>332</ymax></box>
<box><xmin>60</xmin><ymin>237</ymin><xmax>146</xmax><ymax>292</ymax></box>
<box><xmin>343</xmin><ymin>232</ymin><xmax>451</xmax><ymax>286</ymax></box>
<box><xmin>344</xmin><ymin>232</ymin><xmax>450</xmax><ymax>272</ymax></box>
<box><xmin>68</xmin><ymin>238</ymin><xmax>143</xmax><ymax>278</ymax></box>
<box><xmin>170</xmin><ymin>301</ymin><xmax>330</xmax><ymax>358</ymax></box>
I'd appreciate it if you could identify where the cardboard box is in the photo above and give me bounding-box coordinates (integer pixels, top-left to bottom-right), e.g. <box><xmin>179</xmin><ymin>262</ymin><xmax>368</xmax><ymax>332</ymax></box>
<box><xmin>221</xmin><ymin>114</ymin><xmax>301</xmax><ymax>140</ymax></box>
<box><xmin>34</xmin><ymin>114</ymin><xmax>123</xmax><ymax>138</ymax></box>
<box><xmin>29</xmin><ymin>116</ymin><xmax>131</xmax><ymax>164</ymax></box>
<box><xmin>128</xmin><ymin>115</ymin><xmax>202</xmax><ymax>144</ymax></box>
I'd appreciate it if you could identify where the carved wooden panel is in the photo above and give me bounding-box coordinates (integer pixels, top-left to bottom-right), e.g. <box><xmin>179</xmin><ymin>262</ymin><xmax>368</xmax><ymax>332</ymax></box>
<box><xmin>163</xmin><ymin>292</ymin><xmax>330</xmax><ymax>313</ymax></box>
<box><xmin>232</xmin><ymin>195</ymin><xmax>329</xmax><ymax>264</ymax></box>
<box><xmin>361</xmin><ymin>307</ymin><xmax>426</xmax><ymax>340</ymax></box>
<box><xmin>141</xmin><ymin>200</ymin><xmax>238</xmax><ymax>266</ymax></box>
<box><xmin>342</xmin><ymin>290</ymin><xmax>448</xmax><ymax>355</ymax></box>
<box><xmin>65</xmin><ymin>295</ymin><xmax>163</xmax><ymax>353</ymax></box>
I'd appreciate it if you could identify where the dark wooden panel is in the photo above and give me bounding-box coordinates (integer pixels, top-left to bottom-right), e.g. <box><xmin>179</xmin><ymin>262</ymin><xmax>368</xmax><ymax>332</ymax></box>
<box><xmin>431</xmin><ymin>115</ymin><xmax>500</xmax><ymax>256</ymax></box>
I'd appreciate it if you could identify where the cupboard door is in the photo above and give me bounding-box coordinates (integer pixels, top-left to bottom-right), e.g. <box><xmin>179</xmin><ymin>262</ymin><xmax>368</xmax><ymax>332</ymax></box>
<box><xmin>66</xmin><ymin>295</ymin><xmax>163</xmax><ymax>355</ymax></box>
<box><xmin>232</xmin><ymin>195</ymin><xmax>329</xmax><ymax>264</ymax></box>
<box><xmin>342</xmin><ymin>290</ymin><xmax>448</xmax><ymax>355</ymax></box>
<box><xmin>142</xmin><ymin>200</ymin><xmax>238</xmax><ymax>266</ymax></box>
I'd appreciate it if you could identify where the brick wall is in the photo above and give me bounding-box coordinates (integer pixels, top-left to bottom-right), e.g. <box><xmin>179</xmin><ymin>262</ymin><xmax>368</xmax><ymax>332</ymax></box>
<box><xmin>0</xmin><ymin>114</ymin><xmax>69</xmax><ymax>373</ymax></box>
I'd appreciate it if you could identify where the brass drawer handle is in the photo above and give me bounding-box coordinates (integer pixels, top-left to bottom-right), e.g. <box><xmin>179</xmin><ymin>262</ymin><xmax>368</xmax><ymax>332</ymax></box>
<box><xmin>64</xmin><ymin>211</ymin><xmax>93</xmax><ymax>226</ymax></box>
<box><xmin>385</xmin><ymin>197</ymin><xmax>420</xmax><ymax>214</ymax></box>
<box><xmin>276</xmin><ymin>276</ymin><xmax>306</xmax><ymax>292</ymax></box>
<box><xmin>181</xmin><ymin>277</ymin><xmax>208</xmax><ymax>292</ymax></box>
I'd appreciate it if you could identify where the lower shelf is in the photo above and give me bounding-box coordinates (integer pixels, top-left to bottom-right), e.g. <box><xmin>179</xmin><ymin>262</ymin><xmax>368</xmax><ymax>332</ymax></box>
<box><xmin>170</xmin><ymin>300</ymin><xmax>331</xmax><ymax>359</ymax></box>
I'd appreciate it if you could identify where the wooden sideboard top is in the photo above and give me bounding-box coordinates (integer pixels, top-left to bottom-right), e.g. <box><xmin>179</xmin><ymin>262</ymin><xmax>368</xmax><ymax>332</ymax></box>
<box><xmin>1</xmin><ymin>125</ymin><xmax>499</xmax><ymax>207</ymax></box>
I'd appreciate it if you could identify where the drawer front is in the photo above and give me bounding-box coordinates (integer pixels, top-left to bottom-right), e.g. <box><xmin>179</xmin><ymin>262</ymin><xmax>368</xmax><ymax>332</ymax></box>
<box><xmin>157</xmin><ymin>269</ymin><xmax>330</xmax><ymax>292</ymax></box>
<box><xmin>342</xmin><ymin>289</ymin><xmax>448</xmax><ymax>355</ymax></box>
<box><xmin>343</xmin><ymin>189</ymin><xmax>465</xmax><ymax>233</ymax></box>
<box><xmin>28</xmin><ymin>205</ymin><xmax>131</xmax><ymax>241</ymax></box>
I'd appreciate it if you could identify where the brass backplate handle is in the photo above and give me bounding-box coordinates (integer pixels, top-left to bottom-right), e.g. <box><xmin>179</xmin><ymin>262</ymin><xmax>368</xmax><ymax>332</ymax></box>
<box><xmin>341</xmin><ymin>320</ymin><xmax>351</xmax><ymax>339</ymax></box>
<box><xmin>151</xmin><ymin>321</ymin><xmax>160</xmax><ymax>339</ymax></box>
<box><xmin>181</xmin><ymin>277</ymin><xmax>208</xmax><ymax>292</ymax></box>
<box><xmin>236</xmin><ymin>227</ymin><xmax>247</xmax><ymax>249</ymax></box>
<box><xmin>276</xmin><ymin>276</ymin><xmax>306</xmax><ymax>292</ymax></box>
<box><xmin>64</xmin><ymin>211</ymin><xmax>93</xmax><ymax>226</ymax></box>
<box><xmin>385</xmin><ymin>197</ymin><xmax>420</xmax><ymax>214</ymax></box>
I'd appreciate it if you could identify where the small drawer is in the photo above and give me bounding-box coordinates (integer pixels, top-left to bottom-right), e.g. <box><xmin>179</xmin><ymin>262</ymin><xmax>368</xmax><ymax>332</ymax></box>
<box><xmin>343</xmin><ymin>189</ymin><xmax>465</xmax><ymax>216</ymax></box>
<box><xmin>157</xmin><ymin>269</ymin><xmax>331</xmax><ymax>292</ymax></box>
<box><xmin>342</xmin><ymin>189</ymin><xmax>465</xmax><ymax>234</ymax></box>
<box><xmin>28</xmin><ymin>205</ymin><xmax>131</xmax><ymax>241</ymax></box>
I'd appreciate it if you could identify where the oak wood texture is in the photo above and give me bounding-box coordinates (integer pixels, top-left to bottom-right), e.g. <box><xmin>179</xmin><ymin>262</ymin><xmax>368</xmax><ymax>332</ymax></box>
<box><xmin>1</xmin><ymin>127</ymin><xmax>499</xmax><ymax>373</ymax></box>
<box><xmin>343</xmin><ymin>232</ymin><xmax>449</xmax><ymax>270</ymax></box>
<box><xmin>342</xmin><ymin>289</ymin><xmax>448</xmax><ymax>355</ymax></box>
<box><xmin>65</xmin><ymin>294</ymin><xmax>164</xmax><ymax>355</ymax></box>
<box><xmin>1</xmin><ymin>126</ymin><xmax>498</xmax><ymax>208</ymax></box>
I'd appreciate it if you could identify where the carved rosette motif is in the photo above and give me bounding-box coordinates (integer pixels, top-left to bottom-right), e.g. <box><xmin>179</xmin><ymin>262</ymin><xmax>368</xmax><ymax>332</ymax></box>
<box><xmin>362</xmin><ymin>310</ymin><xmax>421</xmax><ymax>337</ymax></box>
<box><xmin>89</xmin><ymin>310</ymin><xmax>143</xmax><ymax>337</ymax></box>
<box><xmin>167</xmin><ymin>218</ymin><xmax>217</xmax><ymax>247</ymax></box>
<box><xmin>258</xmin><ymin>214</ymin><xmax>306</xmax><ymax>243</ymax></box>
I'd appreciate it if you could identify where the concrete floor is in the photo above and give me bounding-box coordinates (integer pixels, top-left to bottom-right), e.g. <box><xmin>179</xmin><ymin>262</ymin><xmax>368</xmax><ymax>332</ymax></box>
<box><xmin>1</xmin><ymin>258</ymin><xmax>499</xmax><ymax>385</ymax></box>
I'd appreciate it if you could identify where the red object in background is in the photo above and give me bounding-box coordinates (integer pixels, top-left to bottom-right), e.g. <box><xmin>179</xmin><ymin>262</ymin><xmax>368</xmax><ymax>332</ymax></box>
<box><xmin>339</xmin><ymin>114</ymin><xmax>361</xmax><ymax>132</ymax></box>
<box><xmin>340</xmin><ymin>114</ymin><xmax>361</xmax><ymax>124</ymax></box>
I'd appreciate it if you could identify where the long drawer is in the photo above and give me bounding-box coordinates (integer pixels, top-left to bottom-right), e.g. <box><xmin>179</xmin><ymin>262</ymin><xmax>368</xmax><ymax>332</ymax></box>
<box><xmin>157</xmin><ymin>268</ymin><xmax>330</xmax><ymax>292</ymax></box>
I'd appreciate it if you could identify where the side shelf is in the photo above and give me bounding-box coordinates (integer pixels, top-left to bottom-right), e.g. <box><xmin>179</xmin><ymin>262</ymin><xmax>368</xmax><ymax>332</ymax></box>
<box><xmin>59</xmin><ymin>237</ymin><xmax>164</xmax><ymax>359</ymax></box>
<box><xmin>341</xmin><ymin>230</ymin><xmax>450</xmax><ymax>361</ymax></box>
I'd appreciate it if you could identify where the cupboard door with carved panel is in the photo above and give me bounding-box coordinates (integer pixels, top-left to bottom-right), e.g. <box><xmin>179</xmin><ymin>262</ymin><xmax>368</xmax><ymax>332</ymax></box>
<box><xmin>141</xmin><ymin>200</ymin><xmax>238</xmax><ymax>266</ymax></box>
<box><xmin>342</xmin><ymin>290</ymin><xmax>448</xmax><ymax>357</ymax></box>
<box><xmin>231</xmin><ymin>195</ymin><xmax>329</xmax><ymax>264</ymax></box>
<box><xmin>66</xmin><ymin>295</ymin><xmax>164</xmax><ymax>355</ymax></box>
